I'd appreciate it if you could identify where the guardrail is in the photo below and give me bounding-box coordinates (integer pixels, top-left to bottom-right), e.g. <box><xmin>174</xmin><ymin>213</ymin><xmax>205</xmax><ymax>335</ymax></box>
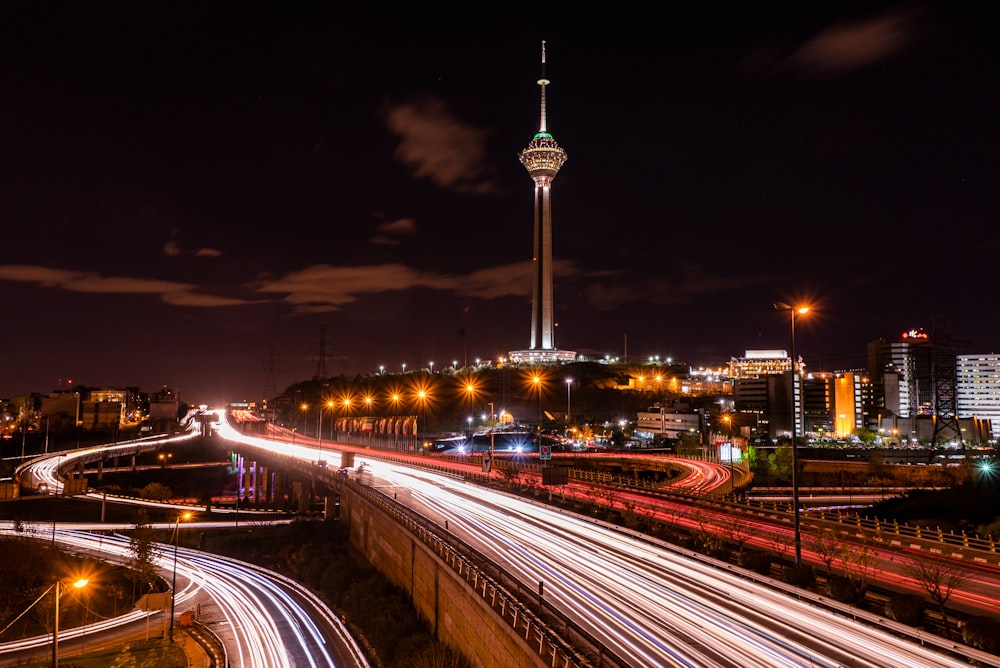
<box><xmin>342</xmin><ymin>477</ymin><xmax>624</xmax><ymax>668</ymax></box>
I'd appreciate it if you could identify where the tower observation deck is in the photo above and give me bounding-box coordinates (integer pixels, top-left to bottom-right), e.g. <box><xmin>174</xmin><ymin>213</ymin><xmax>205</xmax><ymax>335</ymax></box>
<box><xmin>509</xmin><ymin>41</ymin><xmax>576</xmax><ymax>365</ymax></box>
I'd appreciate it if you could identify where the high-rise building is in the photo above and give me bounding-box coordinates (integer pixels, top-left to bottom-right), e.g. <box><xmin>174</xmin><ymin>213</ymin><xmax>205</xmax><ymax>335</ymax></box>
<box><xmin>509</xmin><ymin>42</ymin><xmax>575</xmax><ymax>365</ymax></box>
<box><xmin>957</xmin><ymin>354</ymin><xmax>1000</xmax><ymax>434</ymax></box>
<box><xmin>866</xmin><ymin>329</ymin><xmax>933</xmax><ymax>418</ymax></box>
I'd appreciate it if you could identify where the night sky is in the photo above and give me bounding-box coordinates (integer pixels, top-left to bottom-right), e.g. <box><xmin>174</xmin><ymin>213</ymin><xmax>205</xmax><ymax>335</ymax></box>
<box><xmin>2</xmin><ymin>3</ymin><xmax>997</xmax><ymax>405</ymax></box>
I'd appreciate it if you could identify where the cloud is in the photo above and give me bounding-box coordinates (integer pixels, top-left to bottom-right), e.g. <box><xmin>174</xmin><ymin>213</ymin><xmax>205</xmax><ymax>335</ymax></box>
<box><xmin>370</xmin><ymin>217</ymin><xmax>417</xmax><ymax>246</ymax></box>
<box><xmin>581</xmin><ymin>263</ymin><xmax>778</xmax><ymax>311</ymax></box>
<box><xmin>737</xmin><ymin>8</ymin><xmax>926</xmax><ymax>78</ymax></box>
<box><xmin>383</xmin><ymin>96</ymin><xmax>498</xmax><ymax>194</ymax></box>
<box><xmin>0</xmin><ymin>264</ymin><xmax>259</xmax><ymax>307</ymax></box>
<box><xmin>1</xmin><ymin>256</ymin><xmax>592</xmax><ymax>316</ymax></box>
<box><xmin>252</xmin><ymin>259</ymin><xmax>583</xmax><ymax>312</ymax></box>
<box><xmin>782</xmin><ymin>9</ymin><xmax>924</xmax><ymax>76</ymax></box>
<box><xmin>164</xmin><ymin>231</ymin><xmax>223</xmax><ymax>258</ymax></box>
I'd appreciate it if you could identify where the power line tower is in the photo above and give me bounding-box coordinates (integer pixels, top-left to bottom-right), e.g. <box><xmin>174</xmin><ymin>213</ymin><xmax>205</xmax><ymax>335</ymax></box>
<box><xmin>931</xmin><ymin>312</ymin><xmax>960</xmax><ymax>447</ymax></box>
<box><xmin>314</xmin><ymin>324</ymin><xmax>328</xmax><ymax>380</ymax></box>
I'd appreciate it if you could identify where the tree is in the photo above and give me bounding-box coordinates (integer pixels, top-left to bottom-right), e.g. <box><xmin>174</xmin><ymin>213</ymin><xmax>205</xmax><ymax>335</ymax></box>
<box><xmin>126</xmin><ymin>519</ymin><xmax>160</xmax><ymax>599</ymax></box>
<box><xmin>836</xmin><ymin>539</ymin><xmax>879</xmax><ymax>604</ymax></box>
<box><xmin>766</xmin><ymin>528</ymin><xmax>795</xmax><ymax>565</ymax></box>
<box><xmin>675</xmin><ymin>432</ymin><xmax>701</xmax><ymax>457</ymax></box>
<box><xmin>137</xmin><ymin>482</ymin><xmax>172</xmax><ymax>502</ymax></box>
<box><xmin>720</xmin><ymin>514</ymin><xmax>757</xmax><ymax>555</ymax></box>
<box><xmin>853</xmin><ymin>428</ymin><xmax>878</xmax><ymax>446</ymax></box>
<box><xmin>902</xmin><ymin>555</ymin><xmax>970</xmax><ymax>634</ymax></box>
<box><xmin>808</xmin><ymin>527</ymin><xmax>842</xmax><ymax>575</ymax></box>
<box><xmin>768</xmin><ymin>445</ymin><xmax>793</xmax><ymax>482</ymax></box>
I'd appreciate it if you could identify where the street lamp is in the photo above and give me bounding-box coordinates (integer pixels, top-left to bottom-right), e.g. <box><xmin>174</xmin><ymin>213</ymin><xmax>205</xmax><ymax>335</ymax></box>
<box><xmin>342</xmin><ymin>397</ymin><xmax>353</xmax><ymax>438</ymax></box>
<box><xmin>465</xmin><ymin>380</ymin><xmax>478</xmax><ymax>421</ymax></box>
<box><xmin>488</xmin><ymin>400</ymin><xmax>496</xmax><ymax>472</ymax></box>
<box><xmin>364</xmin><ymin>395</ymin><xmax>373</xmax><ymax>443</ymax></box>
<box><xmin>169</xmin><ymin>511</ymin><xmax>192</xmax><ymax>642</ymax></box>
<box><xmin>565</xmin><ymin>377</ymin><xmax>573</xmax><ymax>426</ymax></box>
<box><xmin>391</xmin><ymin>393</ymin><xmax>401</xmax><ymax>451</ymax></box>
<box><xmin>533</xmin><ymin>375</ymin><xmax>543</xmax><ymax>447</ymax></box>
<box><xmin>722</xmin><ymin>414</ymin><xmax>735</xmax><ymax>497</ymax></box>
<box><xmin>416</xmin><ymin>389</ymin><xmax>427</xmax><ymax>445</ymax></box>
<box><xmin>317</xmin><ymin>402</ymin><xmax>323</xmax><ymax>462</ymax></box>
<box><xmin>774</xmin><ymin>301</ymin><xmax>809</xmax><ymax>568</ymax></box>
<box><xmin>53</xmin><ymin>577</ymin><xmax>89</xmax><ymax>667</ymax></box>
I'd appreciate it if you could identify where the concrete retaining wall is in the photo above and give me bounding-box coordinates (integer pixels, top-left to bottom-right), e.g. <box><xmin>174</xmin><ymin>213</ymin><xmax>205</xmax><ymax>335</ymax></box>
<box><xmin>339</xmin><ymin>484</ymin><xmax>578</xmax><ymax>668</ymax></box>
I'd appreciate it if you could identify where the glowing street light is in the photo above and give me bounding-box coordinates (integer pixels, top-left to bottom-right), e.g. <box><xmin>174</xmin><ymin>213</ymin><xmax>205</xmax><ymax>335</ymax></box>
<box><xmin>774</xmin><ymin>301</ymin><xmax>810</xmax><ymax>568</ymax></box>
<box><xmin>532</xmin><ymin>374</ymin><xmax>543</xmax><ymax>446</ymax></box>
<box><xmin>169</xmin><ymin>511</ymin><xmax>192</xmax><ymax>641</ymax></box>
<box><xmin>722</xmin><ymin>414</ymin><xmax>736</xmax><ymax>496</ymax></box>
<box><xmin>53</xmin><ymin>577</ymin><xmax>89</xmax><ymax>667</ymax></box>
<box><xmin>565</xmin><ymin>377</ymin><xmax>573</xmax><ymax>426</ymax></box>
<box><xmin>390</xmin><ymin>392</ymin><xmax>401</xmax><ymax>451</ymax></box>
<box><xmin>416</xmin><ymin>389</ymin><xmax>428</xmax><ymax>445</ymax></box>
<box><xmin>341</xmin><ymin>397</ymin><xmax>353</xmax><ymax>436</ymax></box>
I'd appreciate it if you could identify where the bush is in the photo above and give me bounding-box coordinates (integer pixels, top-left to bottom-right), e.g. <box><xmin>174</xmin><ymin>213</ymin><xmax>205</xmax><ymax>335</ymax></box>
<box><xmin>825</xmin><ymin>575</ymin><xmax>866</xmax><ymax>605</ymax></box>
<box><xmin>737</xmin><ymin>550</ymin><xmax>772</xmax><ymax>575</ymax></box>
<box><xmin>781</xmin><ymin>564</ymin><xmax>815</xmax><ymax>587</ymax></box>
<box><xmin>884</xmin><ymin>592</ymin><xmax>925</xmax><ymax>626</ymax></box>
<box><xmin>962</xmin><ymin>615</ymin><xmax>1000</xmax><ymax>653</ymax></box>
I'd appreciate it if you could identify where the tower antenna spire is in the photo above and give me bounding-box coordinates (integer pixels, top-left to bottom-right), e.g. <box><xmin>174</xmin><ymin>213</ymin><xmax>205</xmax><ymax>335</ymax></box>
<box><xmin>538</xmin><ymin>40</ymin><xmax>549</xmax><ymax>133</ymax></box>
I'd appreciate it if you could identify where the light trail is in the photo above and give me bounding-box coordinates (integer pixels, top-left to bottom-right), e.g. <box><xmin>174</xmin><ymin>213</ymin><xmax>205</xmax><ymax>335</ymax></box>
<box><xmin>363</xmin><ymin>462</ymin><xmax>990</xmax><ymax>667</ymax></box>
<box><xmin>0</xmin><ymin>526</ymin><xmax>367</xmax><ymax>668</ymax></box>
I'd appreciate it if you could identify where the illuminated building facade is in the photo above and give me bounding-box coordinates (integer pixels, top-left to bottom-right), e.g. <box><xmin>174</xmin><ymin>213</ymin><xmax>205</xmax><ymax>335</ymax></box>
<box><xmin>867</xmin><ymin>329</ymin><xmax>933</xmax><ymax>418</ymax></box>
<box><xmin>727</xmin><ymin>350</ymin><xmax>793</xmax><ymax>379</ymax></box>
<box><xmin>957</xmin><ymin>354</ymin><xmax>1000</xmax><ymax>434</ymax></box>
<box><xmin>509</xmin><ymin>42</ymin><xmax>576</xmax><ymax>365</ymax></box>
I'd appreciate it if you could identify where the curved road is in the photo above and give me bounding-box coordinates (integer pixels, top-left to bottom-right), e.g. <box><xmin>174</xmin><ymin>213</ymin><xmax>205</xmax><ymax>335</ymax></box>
<box><xmin>219</xmin><ymin>412</ymin><xmax>999</xmax><ymax>668</ymax></box>
<box><xmin>0</xmin><ymin>525</ymin><xmax>367</xmax><ymax>668</ymax></box>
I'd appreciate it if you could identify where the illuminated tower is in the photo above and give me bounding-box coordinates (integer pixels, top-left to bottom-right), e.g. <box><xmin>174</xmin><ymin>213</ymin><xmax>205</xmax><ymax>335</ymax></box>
<box><xmin>509</xmin><ymin>41</ymin><xmax>576</xmax><ymax>365</ymax></box>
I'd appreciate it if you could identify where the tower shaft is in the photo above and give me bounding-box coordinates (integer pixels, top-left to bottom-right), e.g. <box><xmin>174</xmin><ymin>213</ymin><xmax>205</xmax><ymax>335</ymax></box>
<box><xmin>530</xmin><ymin>180</ymin><xmax>555</xmax><ymax>349</ymax></box>
<box><xmin>510</xmin><ymin>41</ymin><xmax>575</xmax><ymax>364</ymax></box>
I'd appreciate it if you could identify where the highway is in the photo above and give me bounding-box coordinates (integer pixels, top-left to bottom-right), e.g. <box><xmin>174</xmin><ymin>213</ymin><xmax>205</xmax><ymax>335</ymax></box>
<box><xmin>217</xmin><ymin>414</ymin><xmax>1000</xmax><ymax>668</ymax></box>
<box><xmin>7</xmin><ymin>411</ymin><xmax>998</xmax><ymax>667</ymax></box>
<box><xmin>6</xmin><ymin>416</ymin><xmax>369</xmax><ymax>668</ymax></box>
<box><xmin>0</xmin><ymin>525</ymin><xmax>367</xmax><ymax>668</ymax></box>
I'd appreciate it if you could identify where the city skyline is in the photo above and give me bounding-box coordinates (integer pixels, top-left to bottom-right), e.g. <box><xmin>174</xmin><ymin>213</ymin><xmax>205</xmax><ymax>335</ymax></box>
<box><xmin>2</xmin><ymin>4</ymin><xmax>997</xmax><ymax>405</ymax></box>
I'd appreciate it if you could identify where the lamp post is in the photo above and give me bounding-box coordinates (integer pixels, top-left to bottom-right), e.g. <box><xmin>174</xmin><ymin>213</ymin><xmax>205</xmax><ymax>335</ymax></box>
<box><xmin>774</xmin><ymin>302</ymin><xmax>809</xmax><ymax>568</ymax></box>
<box><xmin>169</xmin><ymin>511</ymin><xmax>192</xmax><ymax>642</ymax></box>
<box><xmin>416</xmin><ymin>390</ymin><xmax>427</xmax><ymax>448</ymax></box>
<box><xmin>488</xmin><ymin>400</ymin><xmax>495</xmax><ymax>471</ymax></box>
<box><xmin>53</xmin><ymin>577</ymin><xmax>89</xmax><ymax>667</ymax></box>
<box><xmin>533</xmin><ymin>375</ymin><xmax>542</xmax><ymax>447</ymax></box>
<box><xmin>317</xmin><ymin>403</ymin><xmax>323</xmax><ymax>463</ymax></box>
<box><xmin>722</xmin><ymin>414</ymin><xmax>735</xmax><ymax>497</ymax></box>
<box><xmin>364</xmin><ymin>396</ymin><xmax>373</xmax><ymax>444</ymax></box>
<box><xmin>391</xmin><ymin>393</ymin><xmax>401</xmax><ymax>451</ymax></box>
<box><xmin>342</xmin><ymin>397</ymin><xmax>353</xmax><ymax>439</ymax></box>
<box><xmin>565</xmin><ymin>377</ymin><xmax>573</xmax><ymax>430</ymax></box>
